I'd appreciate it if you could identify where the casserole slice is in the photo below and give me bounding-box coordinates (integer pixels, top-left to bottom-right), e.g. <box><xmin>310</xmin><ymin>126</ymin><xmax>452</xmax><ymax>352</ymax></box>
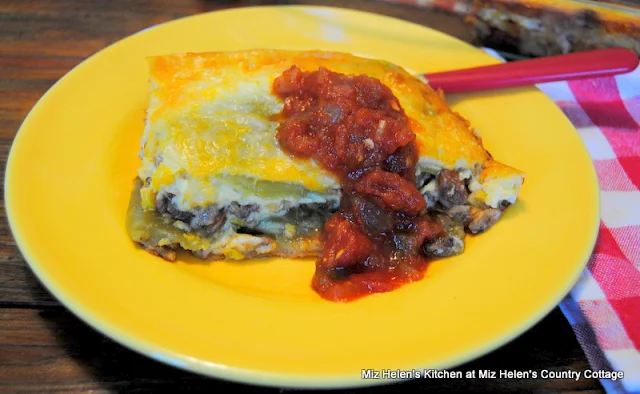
<box><xmin>126</xmin><ymin>49</ymin><xmax>524</xmax><ymax>262</ymax></box>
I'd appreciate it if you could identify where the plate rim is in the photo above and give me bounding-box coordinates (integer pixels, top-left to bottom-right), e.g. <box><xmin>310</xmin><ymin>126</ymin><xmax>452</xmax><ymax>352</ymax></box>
<box><xmin>4</xmin><ymin>4</ymin><xmax>601</xmax><ymax>389</ymax></box>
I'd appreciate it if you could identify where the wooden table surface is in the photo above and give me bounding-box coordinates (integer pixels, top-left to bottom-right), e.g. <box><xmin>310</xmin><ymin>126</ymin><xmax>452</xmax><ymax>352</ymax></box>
<box><xmin>0</xmin><ymin>0</ymin><xmax>604</xmax><ymax>392</ymax></box>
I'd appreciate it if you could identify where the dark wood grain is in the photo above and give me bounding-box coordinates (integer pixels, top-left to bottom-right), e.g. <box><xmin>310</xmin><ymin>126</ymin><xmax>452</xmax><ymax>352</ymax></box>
<box><xmin>0</xmin><ymin>0</ymin><xmax>603</xmax><ymax>392</ymax></box>
<box><xmin>0</xmin><ymin>307</ymin><xmax>602</xmax><ymax>393</ymax></box>
<box><xmin>0</xmin><ymin>139</ymin><xmax>59</xmax><ymax>305</ymax></box>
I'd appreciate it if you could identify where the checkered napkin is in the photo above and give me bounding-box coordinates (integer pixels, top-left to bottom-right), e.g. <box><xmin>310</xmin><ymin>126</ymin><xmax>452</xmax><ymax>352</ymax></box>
<box><xmin>546</xmin><ymin>67</ymin><xmax>640</xmax><ymax>394</ymax></box>
<box><xmin>482</xmin><ymin>48</ymin><xmax>640</xmax><ymax>394</ymax></box>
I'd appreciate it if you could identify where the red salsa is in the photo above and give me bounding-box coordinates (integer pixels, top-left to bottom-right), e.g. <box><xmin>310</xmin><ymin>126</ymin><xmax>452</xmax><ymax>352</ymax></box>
<box><xmin>273</xmin><ymin>66</ymin><xmax>444</xmax><ymax>302</ymax></box>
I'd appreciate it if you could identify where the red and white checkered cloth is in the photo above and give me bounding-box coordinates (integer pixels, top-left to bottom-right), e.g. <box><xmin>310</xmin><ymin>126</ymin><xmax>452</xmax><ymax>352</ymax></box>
<box><xmin>379</xmin><ymin>0</ymin><xmax>473</xmax><ymax>15</ymax></box>
<box><xmin>544</xmin><ymin>71</ymin><xmax>640</xmax><ymax>394</ymax></box>
<box><xmin>482</xmin><ymin>48</ymin><xmax>640</xmax><ymax>393</ymax></box>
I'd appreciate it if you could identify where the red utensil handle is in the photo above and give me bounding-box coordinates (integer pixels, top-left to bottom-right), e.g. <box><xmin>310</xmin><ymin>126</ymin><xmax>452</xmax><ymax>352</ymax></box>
<box><xmin>424</xmin><ymin>47</ymin><xmax>639</xmax><ymax>93</ymax></box>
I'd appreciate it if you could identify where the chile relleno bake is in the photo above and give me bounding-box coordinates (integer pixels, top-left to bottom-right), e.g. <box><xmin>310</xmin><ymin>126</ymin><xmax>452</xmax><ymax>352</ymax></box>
<box><xmin>470</xmin><ymin>0</ymin><xmax>640</xmax><ymax>57</ymax></box>
<box><xmin>126</xmin><ymin>49</ymin><xmax>525</xmax><ymax>301</ymax></box>
<box><xmin>379</xmin><ymin>0</ymin><xmax>640</xmax><ymax>57</ymax></box>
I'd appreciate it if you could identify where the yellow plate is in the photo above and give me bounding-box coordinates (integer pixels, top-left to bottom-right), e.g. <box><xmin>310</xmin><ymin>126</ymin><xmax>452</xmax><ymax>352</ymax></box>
<box><xmin>5</xmin><ymin>5</ymin><xmax>599</xmax><ymax>388</ymax></box>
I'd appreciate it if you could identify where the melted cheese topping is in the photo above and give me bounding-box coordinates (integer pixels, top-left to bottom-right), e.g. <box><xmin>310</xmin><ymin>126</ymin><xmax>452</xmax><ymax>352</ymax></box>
<box><xmin>139</xmin><ymin>54</ymin><xmax>344</xmax><ymax>209</ymax></box>
<box><xmin>138</xmin><ymin>50</ymin><xmax>524</xmax><ymax>210</ymax></box>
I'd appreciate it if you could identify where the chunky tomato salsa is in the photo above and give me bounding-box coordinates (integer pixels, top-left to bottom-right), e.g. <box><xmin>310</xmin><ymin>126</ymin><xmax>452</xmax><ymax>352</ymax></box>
<box><xmin>273</xmin><ymin>66</ymin><xmax>445</xmax><ymax>302</ymax></box>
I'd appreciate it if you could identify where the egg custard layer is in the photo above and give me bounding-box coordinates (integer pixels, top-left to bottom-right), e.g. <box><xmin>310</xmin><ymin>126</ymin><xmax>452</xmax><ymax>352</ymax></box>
<box><xmin>127</xmin><ymin>49</ymin><xmax>524</xmax><ymax>261</ymax></box>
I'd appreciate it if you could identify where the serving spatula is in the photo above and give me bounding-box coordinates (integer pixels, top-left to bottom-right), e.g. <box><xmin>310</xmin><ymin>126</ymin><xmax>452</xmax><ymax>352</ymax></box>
<box><xmin>425</xmin><ymin>47</ymin><xmax>639</xmax><ymax>93</ymax></box>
